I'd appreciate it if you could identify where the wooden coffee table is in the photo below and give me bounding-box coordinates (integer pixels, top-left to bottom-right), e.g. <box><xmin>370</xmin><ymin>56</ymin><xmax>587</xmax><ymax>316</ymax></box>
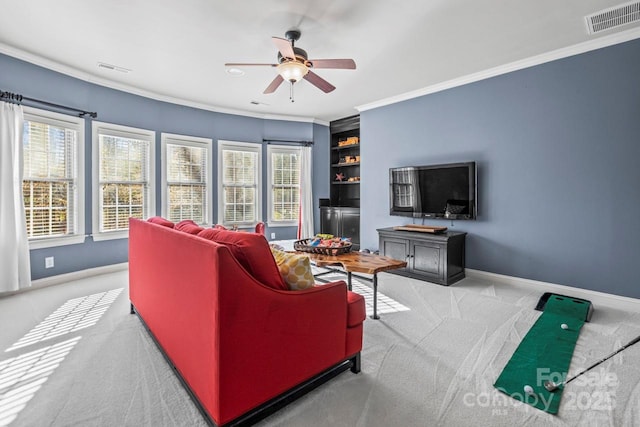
<box><xmin>301</xmin><ymin>251</ymin><xmax>407</xmax><ymax>319</ymax></box>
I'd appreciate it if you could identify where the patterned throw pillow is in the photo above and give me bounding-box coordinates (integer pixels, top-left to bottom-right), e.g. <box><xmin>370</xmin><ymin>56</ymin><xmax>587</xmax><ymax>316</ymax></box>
<box><xmin>269</xmin><ymin>243</ymin><xmax>285</xmax><ymax>251</ymax></box>
<box><xmin>270</xmin><ymin>247</ymin><xmax>315</xmax><ymax>290</ymax></box>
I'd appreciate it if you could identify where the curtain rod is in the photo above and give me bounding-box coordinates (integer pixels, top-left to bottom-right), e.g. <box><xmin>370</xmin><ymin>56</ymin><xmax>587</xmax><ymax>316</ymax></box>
<box><xmin>1</xmin><ymin>90</ymin><xmax>98</xmax><ymax>118</ymax></box>
<box><xmin>263</xmin><ymin>138</ymin><xmax>313</xmax><ymax>146</ymax></box>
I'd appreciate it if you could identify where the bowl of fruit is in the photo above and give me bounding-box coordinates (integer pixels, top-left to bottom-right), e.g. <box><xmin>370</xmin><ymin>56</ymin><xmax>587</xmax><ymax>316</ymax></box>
<box><xmin>294</xmin><ymin>234</ymin><xmax>352</xmax><ymax>256</ymax></box>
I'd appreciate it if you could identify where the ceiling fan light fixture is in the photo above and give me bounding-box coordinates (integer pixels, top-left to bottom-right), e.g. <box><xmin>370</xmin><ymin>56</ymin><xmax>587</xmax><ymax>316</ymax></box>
<box><xmin>278</xmin><ymin>61</ymin><xmax>308</xmax><ymax>83</ymax></box>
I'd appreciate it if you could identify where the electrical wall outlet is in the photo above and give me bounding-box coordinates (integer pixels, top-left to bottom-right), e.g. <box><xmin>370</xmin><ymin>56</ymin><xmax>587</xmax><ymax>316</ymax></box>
<box><xmin>270</xmin><ymin>232</ymin><xmax>276</xmax><ymax>239</ymax></box>
<box><xmin>45</xmin><ymin>256</ymin><xmax>54</xmax><ymax>269</ymax></box>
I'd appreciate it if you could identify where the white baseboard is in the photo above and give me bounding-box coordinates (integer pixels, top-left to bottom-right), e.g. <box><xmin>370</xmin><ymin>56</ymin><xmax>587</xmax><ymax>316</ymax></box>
<box><xmin>466</xmin><ymin>269</ymin><xmax>640</xmax><ymax>312</ymax></box>
<box><xmin>1</xmin><ymin>263</ymin><xmax>129</xmax><ymax>297</ymax></box>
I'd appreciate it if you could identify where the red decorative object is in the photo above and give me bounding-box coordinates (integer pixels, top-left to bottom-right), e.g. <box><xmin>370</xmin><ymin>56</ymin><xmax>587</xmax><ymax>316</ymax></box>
<box><xmin>129</xmin><ymin>218</ymin><xmax>364</xmax><ymax>426</ymax></box>
<box><xmin>335</xmin><ymin>172</ymin><xmax>345</xmax><ymax>181</ymax></box>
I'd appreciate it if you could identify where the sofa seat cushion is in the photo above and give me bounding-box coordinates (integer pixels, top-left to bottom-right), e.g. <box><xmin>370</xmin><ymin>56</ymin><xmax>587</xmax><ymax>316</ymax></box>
<box><xmin>147</xmin><ymin>216</ymin><xmax>175</xmax><ymax>228</ymax></box>
<box><xmin>347</xmin><ymin>291</ymin><xmax>366</xmax><ymax>327</ymax></box>
<box><xmin>270</xmin><ymin>247</ymin><xmax>315</xmax><ymax>290</ymax></box>
<box><xmin>197</xmin><ymin>228</ymin><xmax>288</xmax><ymax>291</ymax></box>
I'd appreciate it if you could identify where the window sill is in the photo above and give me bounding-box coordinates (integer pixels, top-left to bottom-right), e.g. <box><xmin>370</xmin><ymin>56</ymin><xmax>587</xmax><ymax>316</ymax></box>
<box><xmin>267</xmin><ymin>221</ymin><xmax>298</xmax><ymax>228</ymax></box>
<box><xmin>92</xmin><ymin>230</ymin><xmax>129</xmax><ymax>242</ymax></box>
<box><xmin>29</xmin><ymin>234</ymin><xmax>87</xmax><ymax>250</ymax></box>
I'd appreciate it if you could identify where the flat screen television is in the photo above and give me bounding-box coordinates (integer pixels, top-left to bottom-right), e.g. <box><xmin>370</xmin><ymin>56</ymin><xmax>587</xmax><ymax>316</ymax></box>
<box><xmin>389</xmin><ymin>161</ymin><xmax>477</xmax><ymax>220</ymax></box>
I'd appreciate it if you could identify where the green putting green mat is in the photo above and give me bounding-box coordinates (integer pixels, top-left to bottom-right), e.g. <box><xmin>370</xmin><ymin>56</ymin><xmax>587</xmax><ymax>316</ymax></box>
<box><xmin>494</xmin><ymin>295</ymin><xmax>591</xmax><ymax>414</ymax></box>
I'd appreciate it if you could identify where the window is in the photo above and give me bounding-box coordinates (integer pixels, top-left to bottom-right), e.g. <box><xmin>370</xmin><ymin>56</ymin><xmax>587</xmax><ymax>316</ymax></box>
<box><xmin>217</xmin><ymin>141</ymin><xmax>261</xmax><ymax>227</ymax></box>
<box><xmin>22</xmin><ymin>107</ymin><xmax>85</xmax><ymax>249</ymax></box>
<box><xmin>267</xmin><ymin>146</ymin><xmax>300</xmax><ymax>226</ymax></box>
<box><xmin>92</xmin><ymin>122</ymin><xmax>155</xmax><ymax>241</ymax></box>
<box><xmin>161</xmin><ymin>133</ymin><xmax>212</xmax><ymax>225</ymax></box>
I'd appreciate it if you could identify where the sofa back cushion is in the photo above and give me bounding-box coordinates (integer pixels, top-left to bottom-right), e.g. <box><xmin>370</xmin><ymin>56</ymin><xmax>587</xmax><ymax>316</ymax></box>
<box><xmin>148</xmin><ymin>216</ymin><xmax>175</xmax><ymax>228</ymax></box>
<box><xmin>197</xmin><ymin>228</ymin><xmax>219</xmax><ymax>240</ymax></box>
<box><xmin>197</xmin><ymin>228</ymin><xmax>288</xmax><ymax>291</ymax></box>
<box><xmin>175</xmin><ymin>219</ymin><xmax>204</xmax><ymax>235</ymax></box>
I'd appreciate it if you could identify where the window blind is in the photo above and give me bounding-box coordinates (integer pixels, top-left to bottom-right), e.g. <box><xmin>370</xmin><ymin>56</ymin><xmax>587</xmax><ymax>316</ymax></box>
<box><xmin>98</xmin><ymin>134</ymin><xmax>149</xmax><ymax>232</ymax></box>
<box><xmin>165</xmin><ymin>142</ymin><xmax>208</xmax><ymax>223</ymax></box>
<box><xmin>271</xmin><ymin>151</ymin><xmax>300</xmax><ymax>221</ymax></box>
<box><xmin>22</xmin><ymin>120</ymin><xmax>77</xmax><ymax>238</ymax></box>
<box><xmin>222</xmin><ymin>149</ymin><xmax>257</xmax><ymax>224</ymax></box>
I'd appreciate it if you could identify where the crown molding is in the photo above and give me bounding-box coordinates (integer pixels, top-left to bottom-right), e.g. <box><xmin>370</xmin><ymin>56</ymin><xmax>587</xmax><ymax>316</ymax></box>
<box><xmin>0</xmin><ymin>42</ymin><xmax>325</xmax><ymax>125</ymax></box>
<box><xmin>263</xmin><ymin>113</ymin><xmax>328</xmax><ymax>126</ymax></box>
<box><xmin>356</xmin><ymin>27</ymin><xmax>640</xmax><ymax>113</ymax></box>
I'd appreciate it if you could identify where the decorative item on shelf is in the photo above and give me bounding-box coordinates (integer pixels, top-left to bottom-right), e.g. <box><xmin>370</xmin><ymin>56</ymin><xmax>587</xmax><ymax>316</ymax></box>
<box><xmin>344</xmin><ymin>155</ymin><xmax>358</xmax><ymax>163</ymax></box>
<box><xmin>347</xmin><ymin>176</ymin><xmax>360</xmax><ymax>182</ymax></box>
<box><xmin>335</xmin><ymin>172</ymin><xmax>345</xmax><ymax>181</ymax></box>
<box><xmin>337</xmin><ymin>136</ymin><xmax>359</xmax><ymax>147</ymax></box>
<box><xmin>294</xmin><ymin>235</ymin><xmax>352</xmax><ymax>256</ymax></box>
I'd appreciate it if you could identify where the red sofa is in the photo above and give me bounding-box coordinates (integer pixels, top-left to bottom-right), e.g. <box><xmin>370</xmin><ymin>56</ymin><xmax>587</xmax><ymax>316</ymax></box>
<box><xmin>128</xmin><ymin>218</ymin><xmax>365</xmax><ymax>426</ymax></box>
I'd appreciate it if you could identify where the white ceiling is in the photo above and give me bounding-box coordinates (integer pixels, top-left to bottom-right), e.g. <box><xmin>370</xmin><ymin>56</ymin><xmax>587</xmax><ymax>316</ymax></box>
<box><xmin>1</xmin><ymin>0</ymin><xmax>639</xmax><ymax>123</ymax></box>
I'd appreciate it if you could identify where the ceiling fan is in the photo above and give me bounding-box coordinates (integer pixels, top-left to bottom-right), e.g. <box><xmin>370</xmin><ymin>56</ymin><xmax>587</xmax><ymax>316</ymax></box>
<box><xmin>225</xmin><ymin>30</ymin><xmax>356</xmax><ymax>101</ymax></box>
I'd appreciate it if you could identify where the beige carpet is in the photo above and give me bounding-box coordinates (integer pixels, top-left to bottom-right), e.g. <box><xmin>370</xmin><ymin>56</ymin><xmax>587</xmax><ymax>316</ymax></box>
<box><xmin>1</xmin><ymin>270</ymin><xmax>639</xmax><ymax>426</ymax></box>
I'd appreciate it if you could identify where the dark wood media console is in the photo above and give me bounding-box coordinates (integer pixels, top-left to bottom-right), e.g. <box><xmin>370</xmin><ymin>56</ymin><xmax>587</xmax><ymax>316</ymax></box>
<box><xmin>377</xmin><ymin>227</ymin><xmax>466</xmax><ymax>286</ymax></box>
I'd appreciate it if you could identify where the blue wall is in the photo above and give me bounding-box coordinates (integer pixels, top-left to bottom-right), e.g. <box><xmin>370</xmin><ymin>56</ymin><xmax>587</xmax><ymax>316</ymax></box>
<box><xmin>361</xmin><ymin>38</ymin><xmax>640</xmax><ymax>299</ymax></box>
<box><xmin>0</xmin><ymin>53</ymin><xmax>330</xmax><ymax>280</ymax></box>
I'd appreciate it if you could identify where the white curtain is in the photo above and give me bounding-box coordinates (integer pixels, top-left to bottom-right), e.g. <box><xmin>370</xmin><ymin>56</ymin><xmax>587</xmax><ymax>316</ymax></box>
<box><xmin>297</xmin><ymin>145</ymin><xmax>314</xmax><ymax>239</ymax></box>
<box><xmin>0</xmin><ymin>101</ymin><xmax>31</xmax><ymax>292</ymax></box>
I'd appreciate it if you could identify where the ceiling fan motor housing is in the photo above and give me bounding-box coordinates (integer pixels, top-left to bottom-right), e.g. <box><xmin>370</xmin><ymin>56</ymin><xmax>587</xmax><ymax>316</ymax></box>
<box><xmin>277</xmin><ymin>47</ymin><xmax>308</xmax><ymax>64</ymax></box>
<box><xmin>285</xmin><ymin>29</ymin><xmax>301</xmax><ymax>42</ymax></box>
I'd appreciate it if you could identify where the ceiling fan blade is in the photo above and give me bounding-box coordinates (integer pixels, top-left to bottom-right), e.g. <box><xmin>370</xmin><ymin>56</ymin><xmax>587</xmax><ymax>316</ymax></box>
<box><xmin>272</xmin><ymin>37</ymin><xmax>296</xmax><ymax>60</ymax></box>
<box><xmin>225</xmin><ymin>63</ymin><xmax>278</xmax><ymax>67</ymax></box>
<box><xmin>263</xmin><ymin>74</ymin><xmax>285</xmax><ymax>94</ymax></box>
<box><xmin>303</xmin><ymin>70</ymin><xmax>336</xmax><ymax>93</ymax></box>
<box><xmin>308</xmin><ymin>59</ymin><xmax>356</xmax><ymax>69</ymax></box>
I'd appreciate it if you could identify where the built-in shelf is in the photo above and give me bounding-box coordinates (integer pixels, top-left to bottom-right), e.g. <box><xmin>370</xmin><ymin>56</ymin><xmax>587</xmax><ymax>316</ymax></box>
<box><xmin>331</xmin><ymin>144</ymin><xmax>360</xmax><ymax>151</ymax></box>
<box><xmin>328</xmin><ymin>114</ymin><xmax>360</xmax><ymax>210</ymax></box>
<box><xmin>324</xmin><ymin>115</ymin><xmax>360</xmax><ymax>244</ymax></box>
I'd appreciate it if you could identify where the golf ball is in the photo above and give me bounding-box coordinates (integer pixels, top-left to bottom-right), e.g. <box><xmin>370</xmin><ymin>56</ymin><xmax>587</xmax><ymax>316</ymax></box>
<box><xmin>524</xmin><ymin>385</ymin><xmax>534</xmax><ymax>395</ymax></box>
<box><xmin>561</xmin><ymin>323</ymin><xmax>569</xmax><ymax>330</ymax></box>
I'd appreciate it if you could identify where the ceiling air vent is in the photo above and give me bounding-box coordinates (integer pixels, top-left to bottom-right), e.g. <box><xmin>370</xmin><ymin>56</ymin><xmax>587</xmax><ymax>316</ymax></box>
<box><xmin>97</xmin><ymin>62</ymin><xmax>131</xmax><ymax>73</ymax></box>
<box><xmin>585</xmin><ymin>1</ymin><xmax>640</xmax><ymax>34</ymax></box>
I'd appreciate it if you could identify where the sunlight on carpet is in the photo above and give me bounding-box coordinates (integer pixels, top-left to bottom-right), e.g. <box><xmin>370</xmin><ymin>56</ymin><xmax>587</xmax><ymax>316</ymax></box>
<box><xmin>6</xmin><ymin>288</ymin><xmax>123</xmax><ymax>352</ymax></box>
<box><xmin>312</xmin><ymin>268</ymin><xmax>410</xmax><ymax>316</ymax></box>
<box><xmin>0</xmin><ymin>287</ymin><xmax>124</xmax><ymax>426</ymax></box>
<box><xmin>0</xmin><ymin>337</ymin><xmax>80</xmax><ymax>426</ymax></box>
